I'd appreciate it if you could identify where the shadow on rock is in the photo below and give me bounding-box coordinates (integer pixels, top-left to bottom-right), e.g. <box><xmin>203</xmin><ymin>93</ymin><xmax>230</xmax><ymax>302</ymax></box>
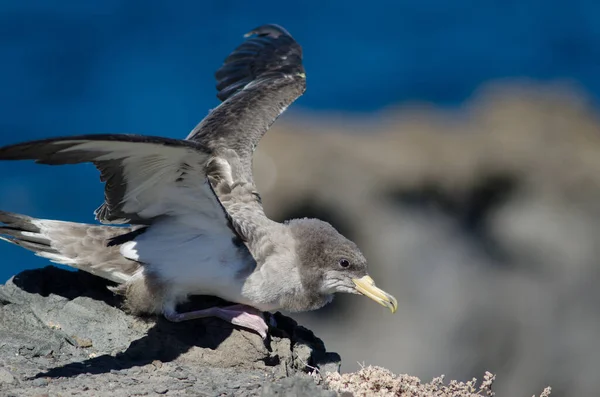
<box><xmin>12</xmin><ymin>265</ymin><xmax>123</xmax><ymax>307</ymax></box>
<box><xmin>0</xmin><ymin>266</ymin><xmax>339</xmax><ymax>381</ymax></box>
<box><xmin>35</xmin><ymin>316</ymin><xmax>235</xmax><ymax>378</ymax></box>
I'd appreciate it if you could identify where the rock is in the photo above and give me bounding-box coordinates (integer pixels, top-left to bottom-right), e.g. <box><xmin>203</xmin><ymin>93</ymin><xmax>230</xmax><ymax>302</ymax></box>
<box><xmin>0</xmin><ymin>368</ymin><xmax>15</xmax><ymax>385</ymax></box>
<box><xmin>30</xmin><ymin>378</ymin><xmax>48</xmax><ymax>387</ymax></box>
<box><xmin>0</xmin><ymin>266</ymin><xmax>340</xmax><ymax>396</ymax></box>
<box><xmin>71</xmin><ymin>336</ymin><xmax>93</xmax><ymax>348</ymax></box>
<box><xmin>261</xmin><ymin>375</ymin><xmax>337</xmax><ymax>397</ymax></box>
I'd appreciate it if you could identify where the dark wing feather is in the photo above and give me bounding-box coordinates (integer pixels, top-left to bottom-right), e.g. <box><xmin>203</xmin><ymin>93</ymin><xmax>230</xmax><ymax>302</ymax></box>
<box><xmin>186</xmin><ymin>24</ymin><xmax>306</xmax><ymax>182</ymax></box>
<box><xmin>214</xmin><ymin>24</ymin><xmax>303</xmax><ymax>102</ymax></box>
<box><xmin>0</xmin><ymin>134</ymin><xmax>227</xmax><ymax>225</ymax></box>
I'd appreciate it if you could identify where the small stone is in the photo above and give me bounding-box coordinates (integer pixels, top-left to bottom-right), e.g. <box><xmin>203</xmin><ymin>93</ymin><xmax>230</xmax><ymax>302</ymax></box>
<box><xmin>31</xmin><ymin>377</ymin><xmax>49</xmax><ymax>387</ymax></box>
<box><xmin>161</xmin><ymin>383</ymin><xmax>182</xmax><ymax>392</ymax></box>
<box><xmin>169</xmin><ymin>370</ymin><xmax>188</xmax><ymax>380</ymax></box>
<box><xmin>0</xmin><ymin>368</ymin><xmax>15</xmax><ymax>384</ymax></box>
<box><xmin>153</xmin><ymin>386</ymin><xmax>168</xmax><ymax>394</ymax></box>
<box><xmin>46</xmin><ymin>321</ymin><xmax>62</xmax><ymax>330</ymax></box>
<box><xmin>152</xmin><ymin>360</ymin><xmax>163</xmax><ymax>369</ymax></box>
<box><xmin>107</xmin><ymin>382</ymin><xmax>119</xmax><ymax>391</ymax></box>
<box><xmin>71</xmin><ymin>336</ymin><xmax>93</xmax><ymax>348</ymax></box>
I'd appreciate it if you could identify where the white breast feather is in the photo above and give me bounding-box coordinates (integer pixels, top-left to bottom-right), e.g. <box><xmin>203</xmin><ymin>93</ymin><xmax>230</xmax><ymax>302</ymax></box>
<box><xmin>121</xmin><ymin>215</ymin><xmax>250</xmax><ymax>303</ymax></box>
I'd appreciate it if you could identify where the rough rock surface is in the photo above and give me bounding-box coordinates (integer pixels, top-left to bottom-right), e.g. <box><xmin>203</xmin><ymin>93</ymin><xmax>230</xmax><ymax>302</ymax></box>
<box><xmin>0</xmin><ymin>266</ymin><xmax>340</xmax><ymax>396</ymax></box>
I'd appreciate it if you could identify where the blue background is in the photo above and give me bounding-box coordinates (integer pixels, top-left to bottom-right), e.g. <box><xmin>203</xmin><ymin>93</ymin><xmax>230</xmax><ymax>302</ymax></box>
<box><xmin>0</xmin><ymin>1</ymin><xmax>598</xmax><ymax>287</ymax></box>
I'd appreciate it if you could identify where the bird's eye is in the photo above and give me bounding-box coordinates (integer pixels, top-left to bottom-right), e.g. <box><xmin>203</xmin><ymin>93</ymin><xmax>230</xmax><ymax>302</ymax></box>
<box><xmin>339</xmin><ymin>259</ymin><xmax>350</xmax><ymax>268</ymax></box>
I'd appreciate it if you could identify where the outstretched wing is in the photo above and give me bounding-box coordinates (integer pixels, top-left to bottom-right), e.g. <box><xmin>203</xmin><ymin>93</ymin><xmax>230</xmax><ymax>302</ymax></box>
<box><xmin>0</xmin><ymin>134</ymin><xmax>228</xmax><ymax>225</ymax></box>
<box><xmin>187</xmin><ymin>24</ymin><xmax>306</xmax><ymax>182</ymax></box>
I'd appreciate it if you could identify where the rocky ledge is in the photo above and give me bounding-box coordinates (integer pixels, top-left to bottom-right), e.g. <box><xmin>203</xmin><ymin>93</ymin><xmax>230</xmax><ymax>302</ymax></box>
<box><xmin>0</xmin><ymin>266</ymin><xmax>551</xmax><ymax>397</ymax></box>
<box><xmin>0</xmin><ymin>266</ymin><xmax>339</xmax><ymax>396</ymax></box>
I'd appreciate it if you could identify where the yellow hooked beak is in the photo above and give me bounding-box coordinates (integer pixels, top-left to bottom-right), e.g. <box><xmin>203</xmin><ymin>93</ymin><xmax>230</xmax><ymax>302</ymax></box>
<box><xmin>352</xmin><ymin>275</ymin><xmax>398</xmax><ymax>313</ymax></box>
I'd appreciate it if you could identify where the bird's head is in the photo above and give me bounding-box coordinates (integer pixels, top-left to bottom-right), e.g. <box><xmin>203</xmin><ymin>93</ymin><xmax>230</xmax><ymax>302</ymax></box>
<box><xmin>287</xmin><ymin>218</ymin><xmax>397</xmax><ymax>313</ymax></box>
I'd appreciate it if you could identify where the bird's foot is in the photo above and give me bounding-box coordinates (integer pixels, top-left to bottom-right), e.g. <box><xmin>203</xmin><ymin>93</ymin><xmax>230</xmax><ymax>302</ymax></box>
<box><xmin>163</xmin><ymin>304</ymin><xmax>269</xmax><ymax>339</ymax></box>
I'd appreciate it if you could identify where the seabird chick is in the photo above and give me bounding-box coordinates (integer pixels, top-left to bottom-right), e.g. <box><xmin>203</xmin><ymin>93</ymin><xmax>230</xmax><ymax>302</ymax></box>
<box><xmin>0</xmin><ymin>24</ymin><xmax>397</xmax><ymax>339</ymax></box>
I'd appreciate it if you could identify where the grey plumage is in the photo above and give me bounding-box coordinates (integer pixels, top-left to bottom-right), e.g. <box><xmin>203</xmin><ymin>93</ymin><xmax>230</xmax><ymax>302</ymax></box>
<box><xmin>0</xmin><ymin>135</ymin><xmax>214</xmax><ymax>225</ymax></box>
<box><xmin>0</xmin><ymin>24</ymin><xmax>397</xmax><ymax>339</ymax></box>
<box><xmin>0</xmin><ymin>211</ymin><xmax>140</xmax><ymax>283</ymax></box>
<box><xmin>188</xmin><ymin>24</ymin><xmax>306</xmax><ymax>182</ymax></box>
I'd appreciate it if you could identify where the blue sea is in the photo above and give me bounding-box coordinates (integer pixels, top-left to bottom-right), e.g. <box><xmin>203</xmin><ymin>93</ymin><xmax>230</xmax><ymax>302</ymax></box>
<box><xmin>1</xmin><ymin>0</ymin><xmax>599</xmax><ymax>281</ymax></box>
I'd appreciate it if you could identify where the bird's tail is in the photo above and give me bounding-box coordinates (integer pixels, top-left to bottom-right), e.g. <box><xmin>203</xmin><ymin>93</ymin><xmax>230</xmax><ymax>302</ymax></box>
<box><xmin>0</xmin><ymin>211</ymin><xmax>143</xmax><ymax>284</ymax></box>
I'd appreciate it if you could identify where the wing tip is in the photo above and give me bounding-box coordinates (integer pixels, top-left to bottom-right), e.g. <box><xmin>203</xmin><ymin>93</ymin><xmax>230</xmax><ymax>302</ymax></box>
<box><xmin>244</xmin><ymin>24</ymin><xmax>292</xmax><ymax>39</ymax></box>
<box><xmin>215</xmin><ymin>24</ymin><xmax>303</xmax><ymax>102</ymax></box>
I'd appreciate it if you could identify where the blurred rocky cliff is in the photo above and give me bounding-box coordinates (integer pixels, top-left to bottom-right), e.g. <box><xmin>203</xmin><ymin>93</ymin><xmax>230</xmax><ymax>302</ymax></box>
<box><xmin>253</xmin><ymin>81</ymin><xmax>600</xmax><ymax>397</ymax></box>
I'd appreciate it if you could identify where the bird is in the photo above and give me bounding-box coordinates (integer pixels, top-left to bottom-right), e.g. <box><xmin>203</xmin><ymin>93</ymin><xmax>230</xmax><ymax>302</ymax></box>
<box><xmin>0</xmin><ymin>24</ymin><xmax>397</xmax><ymax>339</ymax></box>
